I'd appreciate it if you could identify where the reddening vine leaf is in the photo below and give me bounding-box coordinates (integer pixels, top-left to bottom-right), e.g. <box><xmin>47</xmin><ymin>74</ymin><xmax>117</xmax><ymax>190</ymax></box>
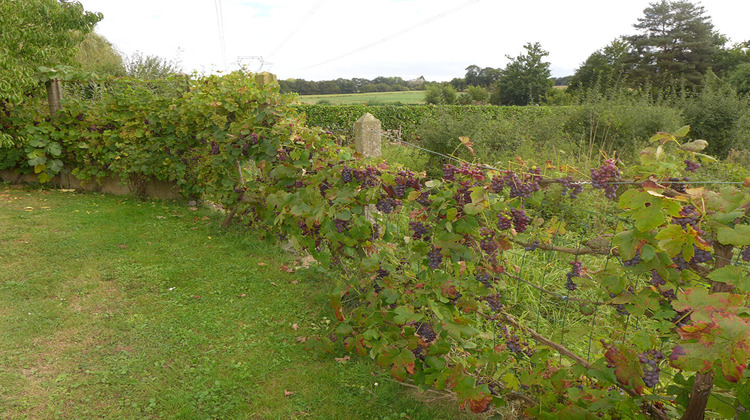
<box><xmin>603</xmin><ymin>344</ymin><xmax>646</xmax><ymax>395</ymax></box>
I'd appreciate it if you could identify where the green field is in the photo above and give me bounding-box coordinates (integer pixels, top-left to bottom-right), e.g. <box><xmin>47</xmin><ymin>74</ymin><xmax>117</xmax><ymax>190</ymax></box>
<box><xmin>0</xmin><ymin>185</ymin><xmax>475</xmax><ymax>419</ymax></box>
<box><xmin>296</xmin><ymin>90</ymin><xmax>426</xmax><ymax>105</ymax></box>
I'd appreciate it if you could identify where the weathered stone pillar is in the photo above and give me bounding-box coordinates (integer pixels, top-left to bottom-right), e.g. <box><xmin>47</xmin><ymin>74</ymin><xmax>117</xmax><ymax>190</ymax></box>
<box><xmin>354</xmin><ymin>113</ymin><xmax>382</xmax><ymax>158</ymax></box>
<box><xmin>255</xmin><ymin>72</ymin><xmax>277</xmax><ymax>86</ymax></box>
<box><xmin>46</xmin><ymin>78</ymin><xmax>62</xmax><ymax>117</ymax></box>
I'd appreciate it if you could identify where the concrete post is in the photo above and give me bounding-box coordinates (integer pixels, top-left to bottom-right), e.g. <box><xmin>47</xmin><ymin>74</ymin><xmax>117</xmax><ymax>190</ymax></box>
<box><xmin>46</xmin><ymin>78</ymin><xmax>62</xmax><ymax>117</ymax></box>
<box><xmin>354</xmin><ymin>113</ymin><xmax>382</xmax><ymax>158</ymax></box>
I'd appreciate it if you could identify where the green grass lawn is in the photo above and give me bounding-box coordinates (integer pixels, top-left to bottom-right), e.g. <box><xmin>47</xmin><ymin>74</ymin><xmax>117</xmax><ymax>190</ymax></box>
<box><xmin>0</xmin><ymin>184</ymin><xmax>476</xmax><ymax>419</ymax></box>
<box><xmin>296</xmin><ymin>91</ymin><xmax>426</xmax><ymax>105</ymax></box>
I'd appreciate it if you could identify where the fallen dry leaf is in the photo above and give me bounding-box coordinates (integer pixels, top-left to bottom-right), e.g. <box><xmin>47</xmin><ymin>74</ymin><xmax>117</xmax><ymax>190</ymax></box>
<box><xmin>257</xmin><ymin>262</ymin><xmax>266</xmax><ymax>266</ymax></box>
<box><xmin>281</xmin><ymin>265</ymin><xmax>295</xmax><ymax>273</ymax></box>
<box><xmin>335</xmin><ymin>356</ymin><xmax>351</xmax><ymax>363</ymax></box>
<box><xmin>284</xmin><ymin>390</ymin><xmax>295</xmax><ymax>397</ymax></box>
<box><xmin>118</xmin><ymin>244</ymin><xmax>128</xmax><ymax>249</ymax></box>
<box><xmin>291</xmin><ymin>280</ymin><xmax>299</xmax><ymax>284</ymax></box>
<box><xmin>192</xmin><ymin>295</ymin><xmax>201</xmax><ymax>299</ymax></box>
<box><xmin>238</xmin><ymin>293</ymin><xmax>247</xmax><ymax>298</ymax></box>
<box><xmin>292</xmin><ymin>323</ymin><xmax>299</xmax><ymax>330</ymax></box>
<box><xmin>296</xmin><ymin>336</ymin><xmax>307</xmax><ymax>343</ymax></box>
<box><xmin>202</xmin><ymin>216</ymin><xmax>210</xmax><ymax>221</ymax></box>
<box><xmin>270</xmin><ymin>282</ymin><xmax>277</xmax><ymax>286</ymax></box>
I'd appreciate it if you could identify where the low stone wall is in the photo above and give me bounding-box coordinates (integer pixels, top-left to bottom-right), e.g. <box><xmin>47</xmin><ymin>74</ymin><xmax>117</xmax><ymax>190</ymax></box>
<box><xmin>0</xmin><ymin>169</ymin><xmax>182</xmax><ymax>200</ymax></box>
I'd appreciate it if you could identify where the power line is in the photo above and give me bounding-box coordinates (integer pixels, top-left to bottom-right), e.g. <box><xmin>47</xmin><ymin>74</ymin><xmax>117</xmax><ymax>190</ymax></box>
<box><xmin>268</xmin><ymin>0</ymin><xmax>326</xmax><ymax>59</ymax></box>
<box><xmin>295</xmin><ymin>0</ymin><xmax>480</xmax><ymax>71</ymax></box>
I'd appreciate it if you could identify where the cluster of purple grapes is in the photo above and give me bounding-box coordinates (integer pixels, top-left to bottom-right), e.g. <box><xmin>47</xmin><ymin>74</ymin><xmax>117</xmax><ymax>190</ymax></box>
<box><xmin>376</xmin><ymin>266</ymin><xmax>389</xmax><ymax>279</ymax></box>
<box><xmin>453</xmin><ymin>181</ymin><xmax>475</xmax><ymax>205</ymax></box>
<box><xmin>352</xmin><ymin>166</ymin><xmax>380</xmax><ymax>188</ymax></box>
<box><xmin>318</xmin><ymin>180</ymin><xmax>331</xmax><ymax>197</ymax></box>
<box><xmin>334</xmin><ymin>218</ymin><xmax>350</xmax><ymax>233</ymax></box>
<box><xmin>454</xmin><ymin>163</ymin><xmax>485</xmax><ymax>181</ymax></box>
<box><xmin>376</xmin><ymin>197</ymin><xmax>400</xmax><ymax>214</ymax></box>
<box><xmin>276</xmin><ymin>148</ymin><xmax>288</xmax><ymax>162</ymax></box>
<box><xmin>511</xmin><ymin>208</ymin><xmax>530</xmax><ymax>233</ymax></box>
<box><xmin>479</xmin><ymin>228</ymin><xmax>498</xmax><ymax>255</ymax></box>
<box><xmin>416</xmin><ymin>191</ymin><xmax>433</xmax><ymax>207</ymax></box>
<box><xmin>623</xmin><ymin>252</ymin><xmax>641</xmax><ymax>267</ymax></box>
<box><xmin>503</xmin><ymin>170</ymin><xmax>540</xmax><ymax>199</ymax></box>
<box><xmin>209</xmin><ymin>141</ymin><xmax>220</xmax><ymax>155</ymax></box>
<box><xmin>416</xmin><ymin>322</ymin><xmax>437</xmax><ymax>342</ymax></box>
<box><xmin>672</xmin><ymin>254</ymin><xmax>689</xmax><ymax>271</ymax></box>
<box><xmin>394</xmin><ymin>170</ymin><xmax>420</xmax><ymax>197</ymax></box>
<box><xmin>650</xmin><ymin>270</ymin><xmax>666</xmax><ymax>286</ymax></box>
<box><xmin>667</xmin><ymin>177</ymin><xmax>689</xmax><ymax>193</ymax></box>
<box><xmin>639</xmin><ymin>350</ymin><xmax>665</xmax><ymax>387</ymax></box>
<box><xmin>497</xmin><ymin>213</ymin><xmax>513</xmax><ymax>230</ymax></box>
<box><xmin>684</xmin><ymin>159</ymin><xmax>701</xmax><ymax>173</ymax></box>
<box><xmin>341</xmin><ymin>166</ymin><xmax>353</xmax><ymax>183</ymax></box>
<box><xmin>525</xmin><ymin>240</ymin><xmax>540</xmax><ymax>252</ymax></box>
<box><xmin>565</xmin><ymin>260</ymin><xmax>583</xmax><ymax>291</ymax></box>
<box><xmin>484</xmin><ymin>293</ymin><xmax>504</xmax><ymax>312</ymax></box>
<box><xmin>371</xmin><ymin>222</ymin><xmax>380</xmax><ymax>240</ymax></box>
<box><xmin>476</xmin><ymin>272</ymin><xmax>494</xmax><ymax>289</ymax></box>
<box><xmin>692</xmin><ymin>245</ymin><xmax>713</xmax><ymax>263</ymax></box>
<box><xmin>590</xmin><ymin>158</ymin><xmax>620</xmax><ymax>200</ymax></box>
<box><xmin>411</xmin><ymin>344</ymin><xmax>426</xmax><ymax>361</ymax></box>
<box><xmin>427</xmin><ymin>246</ymin><xmax>442</xmax><ymax>269</ymax></box>
<box><xmin>490</xmin><ymin>176</ymin><xmax>504</xmax><ymax>193</ymax></box>
<box><xmin>500</xmin><ymin>325</ymin><xmax>534</xmax><ymax>357</ymax></box>
<box><xmin>559</xmin><ymin>176</ymin><xmax>584</xmax><ymax>199</ymax></box>
<box><xmin>409</xmin><ymin>221</ymin><xmax>430</xmax><ymax>240</ymax></box>
<box><xmin>672</xmin><ymin>205</ymin><xmax>702</xmax><ymax>233</ymax></box>
<box><xmin>742</xmin><ymin>246</ymin><xmax>750</xmax><ymax>262</ymax></box>
<box><xmin>443</xmin><ymin>164</ymin><xmax>456</xmax><ymax>182</ymax></box>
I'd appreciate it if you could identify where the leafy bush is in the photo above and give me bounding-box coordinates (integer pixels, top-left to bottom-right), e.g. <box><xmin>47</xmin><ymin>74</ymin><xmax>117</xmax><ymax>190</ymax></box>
<box><xmin>677</xmin><ymin>73</ymin><xmax>750</xmax><ymax>157</ymax></box>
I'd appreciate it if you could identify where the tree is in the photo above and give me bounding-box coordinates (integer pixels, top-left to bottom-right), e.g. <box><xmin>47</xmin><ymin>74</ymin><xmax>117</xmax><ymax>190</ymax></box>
<box><xmin>625</xmin><ymin>0</ymin><xmax>722</xmax><ymax>89</ymax></box>
<box><xmin>73</xmin><ymin>32</ymin><xmax>126</xmax><ymax>77</ymax></box>
<box><xmin>492</xmin><ymin>42</ymin><xmax>553</xmax><ymax>106</ymax></box>
<box><xmin>0</xmin><ymin>0</ymin><xmax>101</xmax><ymax>106</ymax></box>
<box><xmin>729</xmin><ymin>62</ymin><xmax>750</xmax><ymax>96</ymax></box>
<box><xmin>568</xmin><ymin>39</ymin><xmax>630</xmax><ymax>93</ymax></box>
<box><xmin>713</xmin><ymin>40</ymin><xmax>750</xmax><ymax>78</ymax></box>
<box><xmin>464</xmin><ymin>65</ymin><xmax>500</xmax><ymax>88</ymax></box>
<box><xmin>124</xmin><ymin>51</ymin><xmax>181</xmax><ymax>79</ymax></box>
<box><xmin>424</xmin><ymin>84</ymin><xmax>457</xmax><ymax>105</ymax></box>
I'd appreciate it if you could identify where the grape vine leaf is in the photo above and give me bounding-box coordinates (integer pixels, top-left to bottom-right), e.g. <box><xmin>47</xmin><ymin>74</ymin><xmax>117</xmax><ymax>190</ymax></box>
<box><xmin>604</xmin><ymin>344</ymin><xmax>645</xmax><ymax>395</ymax></box>
<box><xmin>453</xmin><ymin>375</ymin><xmax>492</xmax><ymax>413</ymax></box>
<box><xmin>618</xmin><ymin>190</ymin><xmax>666</xmax><ymax>232</ymax></box>
<box><xmin>716</xmin><ymin>225</ymin><xmax>750</xmax><ymax>247</ymax></box>
<box><xmin>708</xmin><ymin>266</ymin><xmax>750</xmax><ymax>293</ymax></box>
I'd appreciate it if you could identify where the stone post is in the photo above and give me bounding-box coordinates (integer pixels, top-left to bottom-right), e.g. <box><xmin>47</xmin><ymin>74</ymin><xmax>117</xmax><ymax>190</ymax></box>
<box><xmin>354</xmin><ymin>113</ymin><xmax>382</xmax><ymax>223</ymax></box>
<box><xmin>255</xmin><ymin>72</ymin><xmax>277</xmax><ymax>86</ymax></box>
<box><xmin>46</xmin><ymin>78</ymin><xmax>62</xmax><ymax>117</ymax></box>
<box><xmin>354</xmin><ymin>113</ymin><xmax>382</xmax><ymax>158</ymax></box>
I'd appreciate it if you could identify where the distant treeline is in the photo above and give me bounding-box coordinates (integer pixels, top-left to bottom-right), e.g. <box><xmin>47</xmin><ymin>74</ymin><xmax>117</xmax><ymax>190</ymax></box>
<box><xmin>279</xmin><ymin>76</ymin><xmax>428</xmax><ymax>96</ymax></box>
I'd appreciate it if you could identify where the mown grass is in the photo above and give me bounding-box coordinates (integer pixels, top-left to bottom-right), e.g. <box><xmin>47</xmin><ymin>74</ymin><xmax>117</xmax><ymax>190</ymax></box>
<box><xmin>0</xmin><ymin>184</ymin><xmax>479</xmax><ymax>420</ymax></box>
<box><xmin>296</xmin><ymin>91</ymin><xmax>426</xmax><ymax>105</ymax></box>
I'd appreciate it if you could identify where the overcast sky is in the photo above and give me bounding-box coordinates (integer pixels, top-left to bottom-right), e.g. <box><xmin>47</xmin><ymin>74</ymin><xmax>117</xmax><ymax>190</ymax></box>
<box><xmin>78</xmin><ymin>0</ymin><xmax>750</xmax><ymax>82</ymax></box>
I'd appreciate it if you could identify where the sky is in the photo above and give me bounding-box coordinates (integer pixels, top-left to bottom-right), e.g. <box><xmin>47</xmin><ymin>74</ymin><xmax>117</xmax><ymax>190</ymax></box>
<box><xmin>78</xmin><ymin>0</ymin><xmax>750</xmax><ymax>82</ymax></box>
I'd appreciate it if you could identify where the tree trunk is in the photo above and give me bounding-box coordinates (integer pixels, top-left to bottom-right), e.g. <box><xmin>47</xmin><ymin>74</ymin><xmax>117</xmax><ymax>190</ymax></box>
<box><xmin>680</xmin><ymin>243</ymin><xmax>735</xmax><ymax>420</ymax></box>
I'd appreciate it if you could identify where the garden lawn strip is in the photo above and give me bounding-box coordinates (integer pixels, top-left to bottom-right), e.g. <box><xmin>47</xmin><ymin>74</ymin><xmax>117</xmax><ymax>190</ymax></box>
<box><xmin>0</xmin><ymin>185</ymin><xmax>472</xmax><ymax>419</ymax></box>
